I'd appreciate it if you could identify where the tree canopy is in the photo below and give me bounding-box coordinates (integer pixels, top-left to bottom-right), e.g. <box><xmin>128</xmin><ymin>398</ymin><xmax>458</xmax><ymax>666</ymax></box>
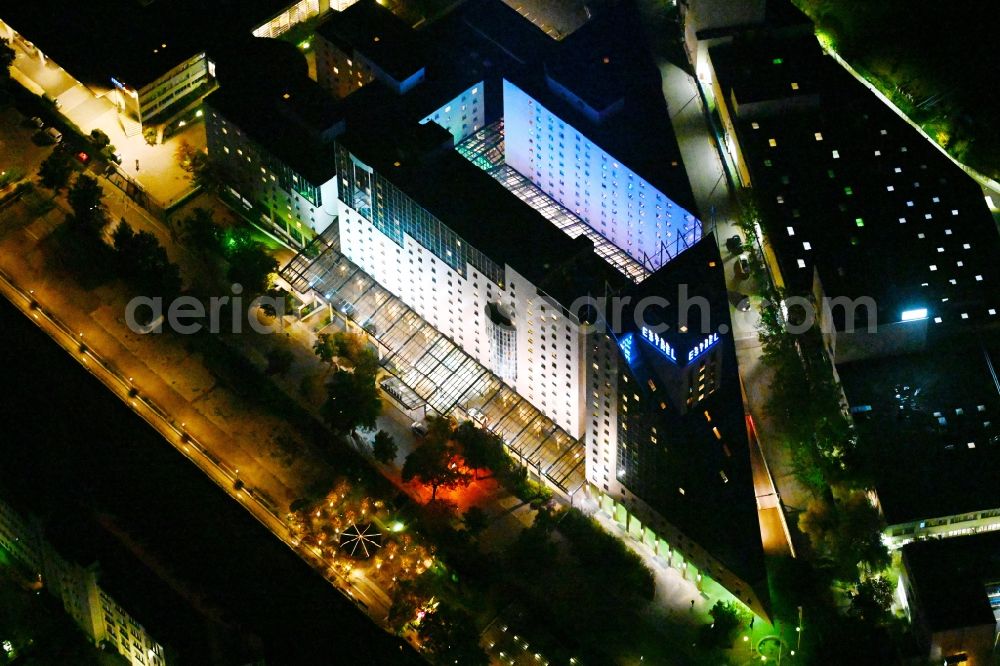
<box><xmin>225</xmin><ymin>242</ymin><xmax>277</xmax><ymax>298</ymax></box>
<box><xmin>454</xmin><ymin>421</ymin><xmax>509</xmax><ymax>479</ymax></box>
<box><xmin>418</xmin><ymin>603</ymin><xmax>488</xmax><ymax>666</ymax></box>
<box><xmin>372</xmin><ymin>430</ymin><xmax>398</xmax><ymax>465</ymax></box>
<box><xmin>321</xmin><ymin>368</ymin><xmax>382</xmax><ymax>436</ymax></box>
<box><xmin>402</xmin><ymin>435</ymin><xmax>471</xmax><ymax>501</ymax></box>
<box><xmin>67</xmin><ymin>174</ymin><xmax>107</xmax><ymax>234</ymax></box>
<box><xmin>111</xmin><ymin>221</ymin><xmax>182</xmax><ymax>298</ymax></box>
<box><xmin>38</xmin><ymin>151</ymin><xmax>73</xmax><ymax>191</ymax></box>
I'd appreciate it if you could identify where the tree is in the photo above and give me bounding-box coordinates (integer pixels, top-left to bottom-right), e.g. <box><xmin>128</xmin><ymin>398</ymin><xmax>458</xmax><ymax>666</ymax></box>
<box><xmin>180</xmin><ymin>207</ymin><xmax>221</xmax><ymax>255</ymax></box>
<box><xmin>402</xmin><ymin>438</ymin><xmax>471</xmax><ymax>501</ymax></box>
<box><xmin>0</xmin><ymin>38</ymin><xmax>13</xmax><ymax>85</ymax></box>
<box><xmin>265</xmin><ymin>347</ymin><xmax>294</xmax><ymax>376</ymax></box>
<box><xmin>454</xmin><ymin>421</ymin><xmax>509</xmax><ymax>479</ymax></box>
<box><xmin>849</xmin><ymin>577</ymin><xmax>893</xmax><ymax>623</ymax></box>
<box><xmin>321</xmin><ymin>369</ymin><xmax>381</xmax><ymax>436</ymax></box>
<box><xmin>67</xmin><ymin>174</ymin><xmax>107</xmax><ymax>234</ymax></box>
<box><xmin>38</xmin><ymin>151</ymin><xmax>73</xmax><ymax>191</ymax></box>
<box><xmin>418</xmin><ymin>604</ymin><xmax>488</xmax><ymax>666</ymax></box>
<box><xmin>89</xmin><ymin>128</ymin><xmax>110</xmax><ymax>148</ymax></box>
<box><xmin>190</xmin><ymin>152</ymin><xmax>240</xmax><ymax>195</ymax></box>
<box><xmin>798</xmin><ymin>492</ymin><xmax>889</xmax><ymax>581</ymax></box>
<box><xmin>698</xmin><ymin>600</ymin><xmax>751</xmax><ymax>649</ymax></box>
<box><xmin>226</xmin><ymin>243</ymin><xmax>277</xmax><ymax>297</ymax></box>
<box><xmin>111</xmin><ymin>220</ymin><xmax>182</xmax><ymax>298</ymax></box>
<box><xmin>372</xmin><ymin>430</ymin><xmax>398</xmax><ymax>465</ymax></box>
<box><xmin>462</xmin><ymin>506</ymin><xmax>489</xmax><ymax>536</ymax></box>
<box><xmin>313</xmin><ymin>333</ymin><xmax>339</xmax><ymax>368</ymax></box>
<box><xmin>836</xmin><ymin>493</ymin><xmax>891</xmax><ymax>576</ymax></box>
<box><xmin>175</xmin><ymin>139</ymin><xmax>200</xmax><ymax>172</ymax></box>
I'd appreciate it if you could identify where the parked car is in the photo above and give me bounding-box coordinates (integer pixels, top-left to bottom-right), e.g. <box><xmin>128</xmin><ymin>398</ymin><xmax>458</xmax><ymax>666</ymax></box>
<box><xmin>725</xmin><ymin>234</ymin><xmax>743</xmax><ymax>254</ymax></box>
<box><xmin>28</xmin><ymin>116</ymin><xmax>44</xmax><ymax>129</ymax></box>
<box><xmin>735</xmin><ymin>294</ymin><xmax>752</xmax><ymax>312</ymax></box>
<box><xmin>735</xmin><ymin>256</ymin><xmax>751</xmax><ymax>280</ymax></box>
<box><xmin>43</xmin><ymin>127</ymin><xmax>62</xmax><ymax>144</ymax></box>
<box><xmin>411</xmin><ymin>421</ymin><xmax>428</xmax><ymax>437</ymax></box>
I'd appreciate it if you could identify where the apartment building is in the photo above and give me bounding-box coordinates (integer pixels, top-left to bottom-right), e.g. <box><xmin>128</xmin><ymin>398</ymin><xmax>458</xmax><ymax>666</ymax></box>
<box><xmin>0</xmin><ymin>497</ymin><xmax>167</xmax><ymax>666</ymax></box>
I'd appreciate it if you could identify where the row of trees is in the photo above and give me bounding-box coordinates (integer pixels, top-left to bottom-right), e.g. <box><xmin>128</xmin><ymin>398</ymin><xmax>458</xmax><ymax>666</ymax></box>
<box><xmin>741</xmin><ymin>194</ymin><xmax>899</xmax><ymax>658</ymax></box>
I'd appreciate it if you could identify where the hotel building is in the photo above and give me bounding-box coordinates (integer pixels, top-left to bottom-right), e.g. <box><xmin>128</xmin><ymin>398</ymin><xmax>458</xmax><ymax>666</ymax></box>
<box><xmin>321</xmin><ymin>1</ymin><xmax>767</xmax><ymax>616</ymax></box>
<box><xmin>205</xmin><ymin>39</ymin><xmax>344</xmax><ymax>245</ymax></box>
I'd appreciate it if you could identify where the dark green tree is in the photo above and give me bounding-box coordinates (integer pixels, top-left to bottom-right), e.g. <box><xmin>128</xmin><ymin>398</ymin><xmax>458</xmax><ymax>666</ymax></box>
<box><xmin>402</xmin><ymin>437</ymin><xmax>470</xmax><ymax>501</ymax></box>
<box><xmin>418</xmin><ymin>604</ymin><xmax>488</xmax><ymax>666</ymax></box>
<box><xmin>89</xmin><ymin>128</ymin><xmax>110</xmax><ymax>148</ymax></box>
<box><xmin>455</xmin><ymin>421</ymin><xmax>509</xmax><ymax>479</ymax></box>
<box><xmin>180</xmin><ymin>207</ymin><xmax>221</xmax><ymax>255</ymax></box>
<box><xmin>462</xmin><ymin>506</ymin><xmax>489</xmax><ymax>536</ymax></box>
<box><xmin>799</xmin><ymin>492</ymin><xmax>889</xmax><ymax>581</ymax></box>
<box><xmin>265</xmin><ymin>347</ymin><xmax>294</xmax><ymax>376</ymax></box>
<box><xmin>111</xmin><ymin>221</ymin><xmax>181</xmax><ymax>298</ymax></box>
<box><xmin>38</xmin><ymin>151</ymin><xmax>73</xmax><ymax>191</ymax></box>
<box><xmin>372</xmin><ymin>430</ymin><xmax>398</xmax><ymax>464</ymax></box>
<box><xmin>849</xmin><ymin>576</ymin><xmax>893</xmax><ymax>623</ymax></box>
<box><xmin>0</xmin><ymin>38</ymin><xmax>13</xmax><ymax>84</ymax></box>
<box><xmin>312</xmin><ymin>333</ymin><xmax>339</xmax><ymax>375</ymax></box>
<box><xmin>698</xmin><ymin>600</ymin><xmax>751</xmax><ymax>649</ymax></box>
<box><xmin>67</xmin><ymin>174</ymin><xmax>107</xmax><ymax>234</ymax></box>
<box><xmin>226</xmin><ymin>243</ymin><xmax>277</xmax><ymax>297</ymax></box>
<box><xmin>321</xmin><ymin>369</ymin><xmax>381</xmax><ymax>436</ymax></box>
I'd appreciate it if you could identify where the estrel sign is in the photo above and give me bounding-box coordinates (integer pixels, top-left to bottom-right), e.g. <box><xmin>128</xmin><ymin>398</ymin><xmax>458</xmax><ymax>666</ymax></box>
<box><xmin>687</xmin><ymin>333</ymin><xmax>720</xmax><ymax>362</ymax></box>
<box><xmin>618</xmin><ymin>333</ymin><xmax>636</xmax><ymax>365</ymax></box>
<box><xmin>641</xmin><ymin>326</ymin><xmax>677</xmax><ymax>362</ymax></box>
<box><xmin>630</xmin><ymin>328</ymin><xmax>722</xmax><ymax>366</ymax></box>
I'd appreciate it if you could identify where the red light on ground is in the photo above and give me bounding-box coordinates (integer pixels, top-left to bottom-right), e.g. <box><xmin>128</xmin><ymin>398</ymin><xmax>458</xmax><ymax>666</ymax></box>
<box><xmin>75</xmin><ymin>151</ymin><xmax>89</xmax><ymax>163</ymax></box>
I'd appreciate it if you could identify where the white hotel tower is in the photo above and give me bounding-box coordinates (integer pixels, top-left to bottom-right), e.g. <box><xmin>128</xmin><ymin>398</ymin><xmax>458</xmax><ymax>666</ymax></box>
<box><xmin>288</xmin><ymin>0</ymin><xmax>767</xmax><ymax>618</ymax></box>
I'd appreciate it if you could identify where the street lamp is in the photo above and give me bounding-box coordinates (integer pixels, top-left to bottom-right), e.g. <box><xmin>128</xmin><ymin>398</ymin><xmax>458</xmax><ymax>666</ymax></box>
<box><xmin>796</xmin><ymin>605</ymin><xmax>803</xmax><ymax>652</ymax></box>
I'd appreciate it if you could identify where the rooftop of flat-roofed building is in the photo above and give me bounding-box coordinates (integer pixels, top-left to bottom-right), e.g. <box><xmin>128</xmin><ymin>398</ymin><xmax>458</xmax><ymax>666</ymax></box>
<box><xmin>838</xmin><ymin>333</ymin><xmax>1000</xmax><ymax>527</ymax></box>
<box><xmin>902</xmin><ymin>531</ymin><xmax>1000</xmax><ymax>633</ymax></box>
<box><xmin>337</xmin><ymin>120</ymin><xmax>623</xmax><ymax>305</ymax></box>
<box><xmin>712</xmin><ymin>34</ymin><xmax>1000</xmax><ymax>330</ymax></box>
<box><xmin>709</xmin><ymin>37</ymin><xmax>822</xmax><ymax>106</ymax></box>
<box><xmin>1</xmin><ymin>0</ymin><xmax>296</xmax><ymax>89</ymax></box>
<box><xmin>503</xmin><ymin>4</ymin><xmax>698</xmax><ymax>216</ymax></box>
<box><xmin>206</xmin><ymin>38</ymin><xmax>342</xmax><ymax>185</ymax></box>
<box><xmin>316</xmin><ymin>0</ymin><xmax>427</xmax><ymax>83</ymax></box>
<box><xmin>458</xmin><ymin>0</ymin><xmax>555</xmax><ymax>66</ymax></box>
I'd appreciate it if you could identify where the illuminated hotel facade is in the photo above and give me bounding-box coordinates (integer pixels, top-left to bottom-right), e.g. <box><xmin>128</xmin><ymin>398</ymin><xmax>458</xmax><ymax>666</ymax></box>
<box><xmin>333</xmin><ymin>71</ymin><xmax>767</xmax><ymax>615</ymax></box>
<box><xmin>503</xmin><ymin>79</ymin><xmax>700</xmax><ymax>272</ymax></box>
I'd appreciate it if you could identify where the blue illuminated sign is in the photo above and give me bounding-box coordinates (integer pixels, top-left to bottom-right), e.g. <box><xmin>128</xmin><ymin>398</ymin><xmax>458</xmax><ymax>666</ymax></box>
<box><xmin>687</xmin><ymin>333</ymin><xmax>720</xmax><ymax>362</ymax></box>
<box><xmin>111</xmin><ymin>77</ymin><xmax>126</xmax><ymax>90</ymax></box>
<box><xmin>618</xmin><ymin>333</ymin><xmax>636</xmax><ymax>365</ymax></box>
<box><xmin>641</xmin><ymin>326</ymin><xmax>677</xmax><ymax>362</ymax></box>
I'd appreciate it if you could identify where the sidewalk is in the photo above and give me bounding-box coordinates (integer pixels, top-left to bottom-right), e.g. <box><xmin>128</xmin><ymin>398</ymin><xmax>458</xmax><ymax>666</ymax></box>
<box><xmin>655</xmin><ymin>55</ymin><xmax>807</xmax><ymax>551</ymax></box>
<box><xmin>0</xmin><ymin>193</ymin><xmax>394</xmax><ymax>618</ymax></box>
